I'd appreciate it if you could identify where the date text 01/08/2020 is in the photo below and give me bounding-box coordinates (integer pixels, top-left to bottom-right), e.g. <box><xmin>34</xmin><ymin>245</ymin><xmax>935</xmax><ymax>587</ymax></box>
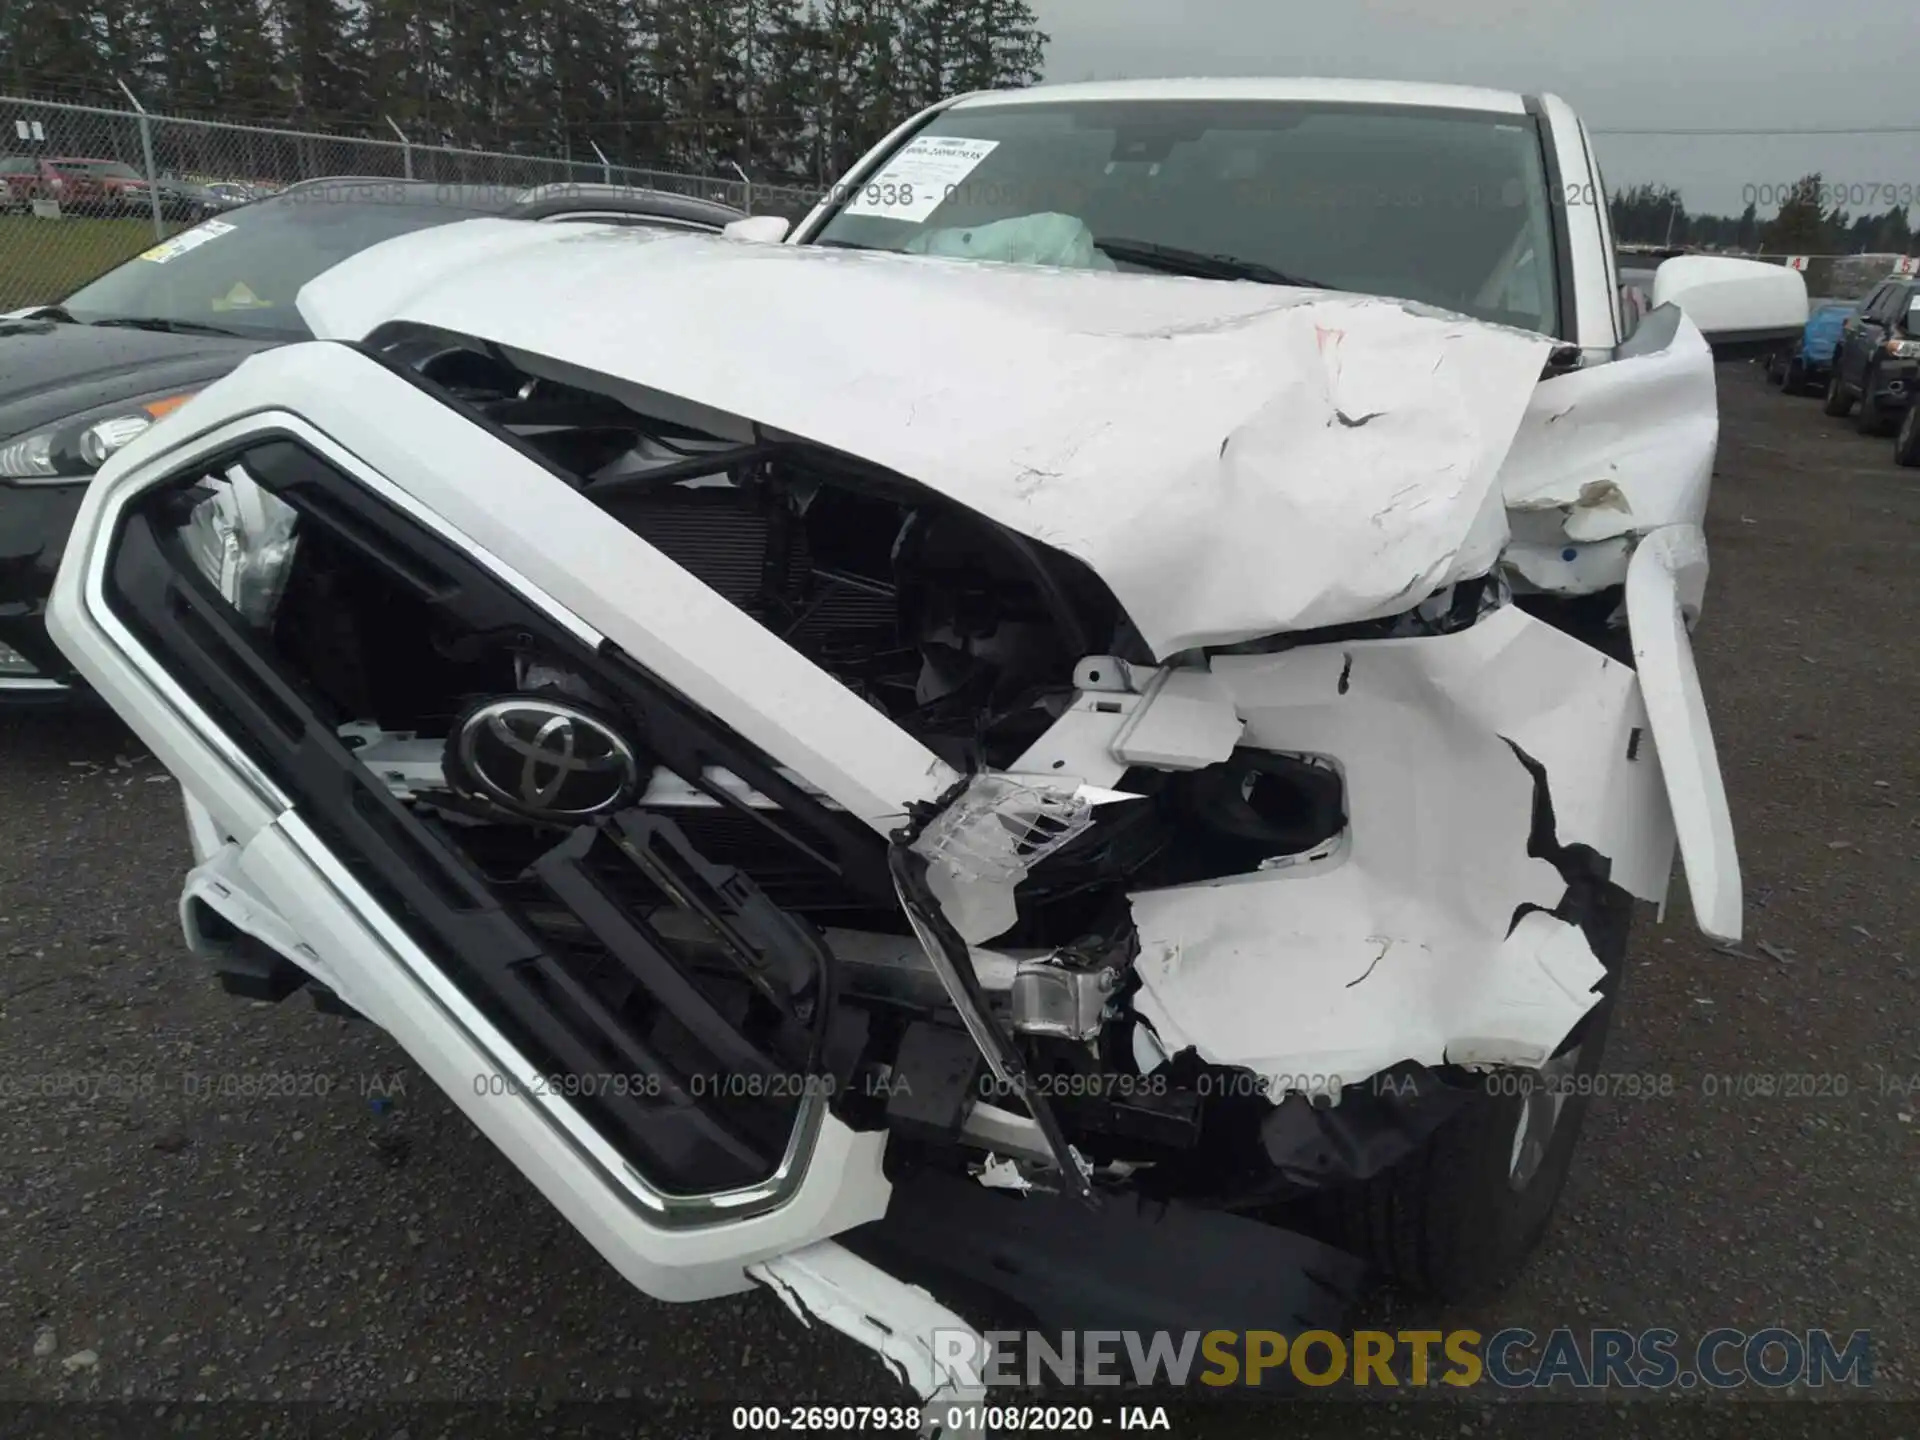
<box><xmin>730</xmin><ymin>1406</ymin><xmax>1171</xmax><ymax>1432</ymax></box>
<box><xmin>470</xmin><ymin>1071</ymin><xmax>842</xmax><ymax>1100</ymax></box>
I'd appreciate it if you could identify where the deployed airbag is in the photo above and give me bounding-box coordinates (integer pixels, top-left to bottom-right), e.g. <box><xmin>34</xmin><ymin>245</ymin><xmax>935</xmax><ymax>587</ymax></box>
<box><xmin>905</xmin><ymin>212</ymin><xmax>1117</xmax><ymax>271</ymax></box>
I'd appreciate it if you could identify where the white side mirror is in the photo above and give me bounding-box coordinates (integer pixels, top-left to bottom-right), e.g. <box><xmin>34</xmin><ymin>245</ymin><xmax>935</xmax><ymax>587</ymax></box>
<box><xmin>1651</xmin><ymin>255</ymin><xmax>1809</xmax><ymax>356</ymax></box>
<box><xmin>722</xmin><ymin>215</ymin><xmax>791</xmax><ymax>245</ymax></box>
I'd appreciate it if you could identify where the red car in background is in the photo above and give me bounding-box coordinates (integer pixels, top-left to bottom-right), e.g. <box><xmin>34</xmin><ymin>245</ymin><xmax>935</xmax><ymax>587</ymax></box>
<box><xmin>0</xmin><ymin>156</ymin><xmax>152</xmax><ymax>215</ymax></box>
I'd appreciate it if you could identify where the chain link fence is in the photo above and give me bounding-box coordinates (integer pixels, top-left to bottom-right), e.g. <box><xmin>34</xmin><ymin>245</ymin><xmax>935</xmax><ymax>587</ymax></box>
<box><xmin>2</xmin><ymin>94</ymin><xmax>828</xmax><ymax>310</ymax></box>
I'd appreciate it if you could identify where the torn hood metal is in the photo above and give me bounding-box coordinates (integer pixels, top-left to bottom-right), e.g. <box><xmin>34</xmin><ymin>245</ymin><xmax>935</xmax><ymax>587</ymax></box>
<box><xmin>300</xmin><ymin>220</ymin><xmax>1559</xmax><ymax>658</ymax></box>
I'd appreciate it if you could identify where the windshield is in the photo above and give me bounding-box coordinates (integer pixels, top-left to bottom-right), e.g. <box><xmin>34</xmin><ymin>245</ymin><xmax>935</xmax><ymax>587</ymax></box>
<box><xmin>60</xmin><ymin>192</ymin><xmax>498</xmax><ymax>339</ymax></box>
<box><xmin>814</xmin><ymin>99</ymin><xmax>1563</xmax><ymax>336</ymax></box>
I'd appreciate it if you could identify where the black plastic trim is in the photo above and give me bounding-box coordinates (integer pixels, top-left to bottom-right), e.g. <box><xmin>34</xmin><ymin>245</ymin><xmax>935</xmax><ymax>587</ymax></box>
<box><xmin>103</xmin><ymin>434</ymin><xmax>886</xmax><ymax>1196</ymax></box>
<box><xmin>1524</xmin><ymin>96</ymin><xmax>1580</xmax><ymax>346</ymax></box>
<box><xmin>842</xmin><ymin>1169</ymin><xmax>1365</xmax><ymax>1374</ymax></box>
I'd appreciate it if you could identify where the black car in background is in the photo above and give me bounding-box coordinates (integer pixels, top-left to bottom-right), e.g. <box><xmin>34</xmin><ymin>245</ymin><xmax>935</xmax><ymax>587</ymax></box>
<box><xmin>0</xmin><ymin>180</ymin><xmax>745</xmax><ymax>700</ymax></box>
<box><xmin>1821</xmin><ymin>273</ymin><xmax>1920</xmax><ymax>435</ymax></box>
<box><xmin>149</xmin><ymin>177</ymin><xmax>236</xmax><ymax>221</ymax></box>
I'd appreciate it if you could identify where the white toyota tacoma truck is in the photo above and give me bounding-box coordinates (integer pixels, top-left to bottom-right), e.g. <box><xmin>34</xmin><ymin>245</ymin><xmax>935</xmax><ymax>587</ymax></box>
<box><xmin>49</xmin><ymin>79</ymin><xmax>1805</xmax><ymax>1408</ymax></box>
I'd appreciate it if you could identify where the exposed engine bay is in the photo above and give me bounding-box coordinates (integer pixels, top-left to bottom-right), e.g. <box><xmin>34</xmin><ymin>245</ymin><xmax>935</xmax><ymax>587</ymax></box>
<box><xmin>37</xmin><ymin>115</ymin><xmax>1777</xmax><ymax>1394</ymax></box>
<box><xmin>101</xmin><ymin>324</ymin><xmax>1697</xmax><ymax>1244</ymax></box>
<box><xmin>186</xmin><ymin>333</ymin><xmax>1414</xmax><ymax>1209</ymax></box>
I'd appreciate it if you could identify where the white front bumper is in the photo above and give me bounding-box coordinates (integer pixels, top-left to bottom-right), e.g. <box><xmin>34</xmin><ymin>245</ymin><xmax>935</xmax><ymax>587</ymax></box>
<box><xmin>46</xmin><ymin>337</ymin><xmax>1742</xmax><ymax>1351</ymax></box>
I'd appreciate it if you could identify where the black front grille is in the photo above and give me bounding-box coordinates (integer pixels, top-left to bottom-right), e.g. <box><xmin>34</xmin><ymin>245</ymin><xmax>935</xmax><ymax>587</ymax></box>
<box><xmin>105</xmin><ymin>435</ymin><xmax>896</xmax><ymax>1200</ymax></box>
<box><xmin>638</xmin><ymin>810</ymin><xmax>899</xmax><ymax>920</ymax></box>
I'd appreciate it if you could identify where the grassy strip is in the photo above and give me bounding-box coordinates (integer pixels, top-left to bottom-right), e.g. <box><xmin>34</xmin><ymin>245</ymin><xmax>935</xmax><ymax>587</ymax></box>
<box><xmin>0</xmin><ymin>214</ymin><xmax>189</xmax><ymax>309</ymax></box>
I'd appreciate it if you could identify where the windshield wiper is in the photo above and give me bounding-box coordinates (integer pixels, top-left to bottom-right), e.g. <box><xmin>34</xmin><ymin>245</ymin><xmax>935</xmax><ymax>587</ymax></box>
<box><xmin>1093</xmin><ymin>237</ymin><xmax>1331</xmax><ymax>291</ymax></box>
<box><xmin>0</xmin><ymin>305</ymin><xmax>78</xmax><ymax>333</ymax></box>
<box><xmin>88</xmin><ymin>316</ymin><xmax>246</xmax><ymax>338</ymax></box>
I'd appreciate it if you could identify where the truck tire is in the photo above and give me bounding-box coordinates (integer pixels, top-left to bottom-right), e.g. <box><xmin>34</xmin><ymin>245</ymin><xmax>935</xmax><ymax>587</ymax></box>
<box><xmin>1857</xmin><ymin>367</ymin><xmax>1894</xmax><ymax>435</ymax></box>
<box><xmin>1320</xmin><ymin>888</ymin><xmax>1632</xmax><ymax>1302</ymax></box>
<box><xmin>1824</xmin><ymin>366</ymin><xmax>1855</xmax><ymax>417</ymax></box>
<box><xmin>1896</xmin><ymin>402</ymin><xmax>1920</xmax><ymax>468</ymax></box>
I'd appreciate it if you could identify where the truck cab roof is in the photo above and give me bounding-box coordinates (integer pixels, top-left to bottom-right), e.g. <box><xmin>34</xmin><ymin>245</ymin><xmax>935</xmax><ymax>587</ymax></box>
<box><xmin>946</xmin><ymin>76</ymin><xmax>1536</xmax><ymax>115</ymax></box>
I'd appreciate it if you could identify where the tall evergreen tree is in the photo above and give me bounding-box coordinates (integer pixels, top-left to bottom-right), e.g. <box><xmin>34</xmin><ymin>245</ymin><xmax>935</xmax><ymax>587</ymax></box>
<box><xmin>2</xmin><ymin>0</ymin><xmax>1053</xmax><ymax>184</ymax></box>
<box><xmin>1764</xmin><ymin>173</ymin><xmax>1836</xmax><ymax>255</ymax></box>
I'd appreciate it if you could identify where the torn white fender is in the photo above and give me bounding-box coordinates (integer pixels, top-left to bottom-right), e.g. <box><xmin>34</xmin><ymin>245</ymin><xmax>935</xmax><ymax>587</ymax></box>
<box><xmin>749</xmin><ymin>1242</ymin><xmax>987</xmax><ymax>1407</ymax></box>
<box><xmin>1128</xmin><ymin>603</ymin><xmax>1680</xmax><ymax>1085</ymax></box>
<box><xmin>300</xmin><ymin>221</ymin><xmax>1557</xmax><ymax>656</ymax></box>
<box><xmin>1497</xmin><ymin>307</ymin><xmax>1712</xmax><ymax>599</ymax></box>
<box><xmin>1626</xmin><ymin>524</ymin><xmax>1741</xmax><ymax>942</ymax></box>
<box><xmin>1498</xmin><ymin>307</ymin><xmax>1718</xmax><ymax>594</ymax></box>
<box><xmin>1500</xmin><ymin>310</ymin><xmax>1716</xmax><ymax>533</ymax></box>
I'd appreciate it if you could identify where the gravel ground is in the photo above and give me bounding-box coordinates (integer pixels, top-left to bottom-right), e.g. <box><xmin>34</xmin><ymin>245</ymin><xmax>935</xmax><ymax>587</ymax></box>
<box><xmin>1</xmin><ymin>364</ymin><xmax>1914</xmax><ymax>1432</ymax></box>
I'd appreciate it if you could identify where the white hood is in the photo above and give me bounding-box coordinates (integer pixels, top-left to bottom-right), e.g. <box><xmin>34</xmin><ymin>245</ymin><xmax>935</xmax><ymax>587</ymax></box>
<box><xmin>300</xmin><ymin>219</ymin><xmax>1556</xmax><ymax>657</ymax></box>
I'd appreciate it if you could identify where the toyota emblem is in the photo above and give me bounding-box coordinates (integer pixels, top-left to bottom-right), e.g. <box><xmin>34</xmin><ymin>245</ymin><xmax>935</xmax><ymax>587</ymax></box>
<box><xmin>450</xmin><ymin>697</ymin><xmax>640</xmax><ymax>820</ymax></box>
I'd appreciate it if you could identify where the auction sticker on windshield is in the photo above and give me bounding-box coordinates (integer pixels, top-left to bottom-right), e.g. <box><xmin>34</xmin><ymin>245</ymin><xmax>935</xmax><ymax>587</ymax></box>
<box><xmin>137</xmin><ymin>219</ymin><xmax>236</xmax><ymax>265</ymax></box>
<box><xmin>844</xmin><ymin>137</ymin><xmax>999</xmax><ymax>223</ymax></box>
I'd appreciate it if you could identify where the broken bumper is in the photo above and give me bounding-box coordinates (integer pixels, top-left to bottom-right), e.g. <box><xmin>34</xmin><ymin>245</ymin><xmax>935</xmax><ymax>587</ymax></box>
<box><xmin>46</xmin><ymin>338</ymin><xmax>1740</xmax><ymax>1401</ymax></box>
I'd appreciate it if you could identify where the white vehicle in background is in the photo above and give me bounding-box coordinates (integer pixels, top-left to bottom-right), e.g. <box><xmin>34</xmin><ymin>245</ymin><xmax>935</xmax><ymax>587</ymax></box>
<box><xmin>49</xmin><ymin>79</ymin><xmax>1804</xmax><ymax>1413</ymax></box>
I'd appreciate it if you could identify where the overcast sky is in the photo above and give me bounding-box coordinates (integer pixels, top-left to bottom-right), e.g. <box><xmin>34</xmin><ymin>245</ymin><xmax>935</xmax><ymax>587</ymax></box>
<box><xmin>1032</xmin><ymin>0</ymin><xmax>1919</xmax><ymax>221</ymax></box>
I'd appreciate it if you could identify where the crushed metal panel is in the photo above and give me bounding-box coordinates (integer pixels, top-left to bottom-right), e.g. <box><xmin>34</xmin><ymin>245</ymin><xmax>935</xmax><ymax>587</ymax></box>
<box><xmin>1129</xmin><ymin>604</ymin><xmax>1680</xmax><ymax>1086</ymax></box>
<box><xmin>1129</xmin><ymin>854</ymin><xmax>1601</xmax><ymax>1086</ymax></box>
<box><xmin>1378</xmin><ymin>603</ymin><xmax>1678</xmax><ymax>905</ymax></box>
<box><xmin>299</xmin><ymin>226</ymin><xmax>1557</xmax><ymax>655</ymax></box>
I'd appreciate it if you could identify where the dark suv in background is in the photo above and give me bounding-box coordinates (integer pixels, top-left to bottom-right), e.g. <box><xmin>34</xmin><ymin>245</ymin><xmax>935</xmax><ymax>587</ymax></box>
<box><xmin>1823</xmin><ymin>274</ymin><xmax>1920</xmax><ymax>435</ymax></box>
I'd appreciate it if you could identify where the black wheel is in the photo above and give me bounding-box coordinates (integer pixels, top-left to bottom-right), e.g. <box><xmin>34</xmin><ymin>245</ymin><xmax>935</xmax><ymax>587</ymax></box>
<box><xmin>1896</xmin><ymin>403</ymin><xmax>1920</xmax><ymax>468</ymax></box>
<box><xmin>1784</xmin><ymin>357</ymin><xmax>1808</xmax><ymax>394</ymax></box>
<box><xmin>1823</xmin><ymin>365</ymin><xmax>1855</xmax><ymax>416</ymax></box>
<box><xmin>1321</xmin><ymin>888</ymin><xmax>1633</xmax><ymax>1301</ymax></box>
<box><xmin>1857</xmin><ymin>368</ymin><xmax>1892</xmax><ymax>435</ymax></box>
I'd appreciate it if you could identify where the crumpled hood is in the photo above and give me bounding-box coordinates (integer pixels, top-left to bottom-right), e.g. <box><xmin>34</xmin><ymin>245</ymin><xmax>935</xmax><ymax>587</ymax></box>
<box><xmin>300</xmin><ymin>219</ymin><xmax>1556</xmax><ymax>656</ymax></box>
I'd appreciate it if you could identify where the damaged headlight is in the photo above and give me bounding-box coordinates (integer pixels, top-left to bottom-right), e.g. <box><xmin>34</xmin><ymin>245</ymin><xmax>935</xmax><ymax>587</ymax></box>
<box><xmin>913</xmin><ymin>773</ymin><xmax>1099</xmax><ymax>886</ymax></box>
<box><xmin>177</xmin><ymin>465</ymin><xmax>300</xmax><ymax>626</ymax></box>
<box><xmin>0</xmin><ymin>390</ymin><xmax>199</xmax><ymax>482</ymax></box>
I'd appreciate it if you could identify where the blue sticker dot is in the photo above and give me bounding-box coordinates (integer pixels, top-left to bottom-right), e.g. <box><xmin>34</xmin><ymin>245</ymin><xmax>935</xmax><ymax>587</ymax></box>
<box><xmin>1562</xmin><ymin>547</ymin><xmax>1578</xmax><ymax>562</ymax></box>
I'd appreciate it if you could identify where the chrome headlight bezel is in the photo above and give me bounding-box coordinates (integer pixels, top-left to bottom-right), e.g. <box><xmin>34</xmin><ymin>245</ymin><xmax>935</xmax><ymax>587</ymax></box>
<box><xmin>0</xmin><ymin>389</ymin><xmax>201</xmax><ymax>484</ymax></box>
